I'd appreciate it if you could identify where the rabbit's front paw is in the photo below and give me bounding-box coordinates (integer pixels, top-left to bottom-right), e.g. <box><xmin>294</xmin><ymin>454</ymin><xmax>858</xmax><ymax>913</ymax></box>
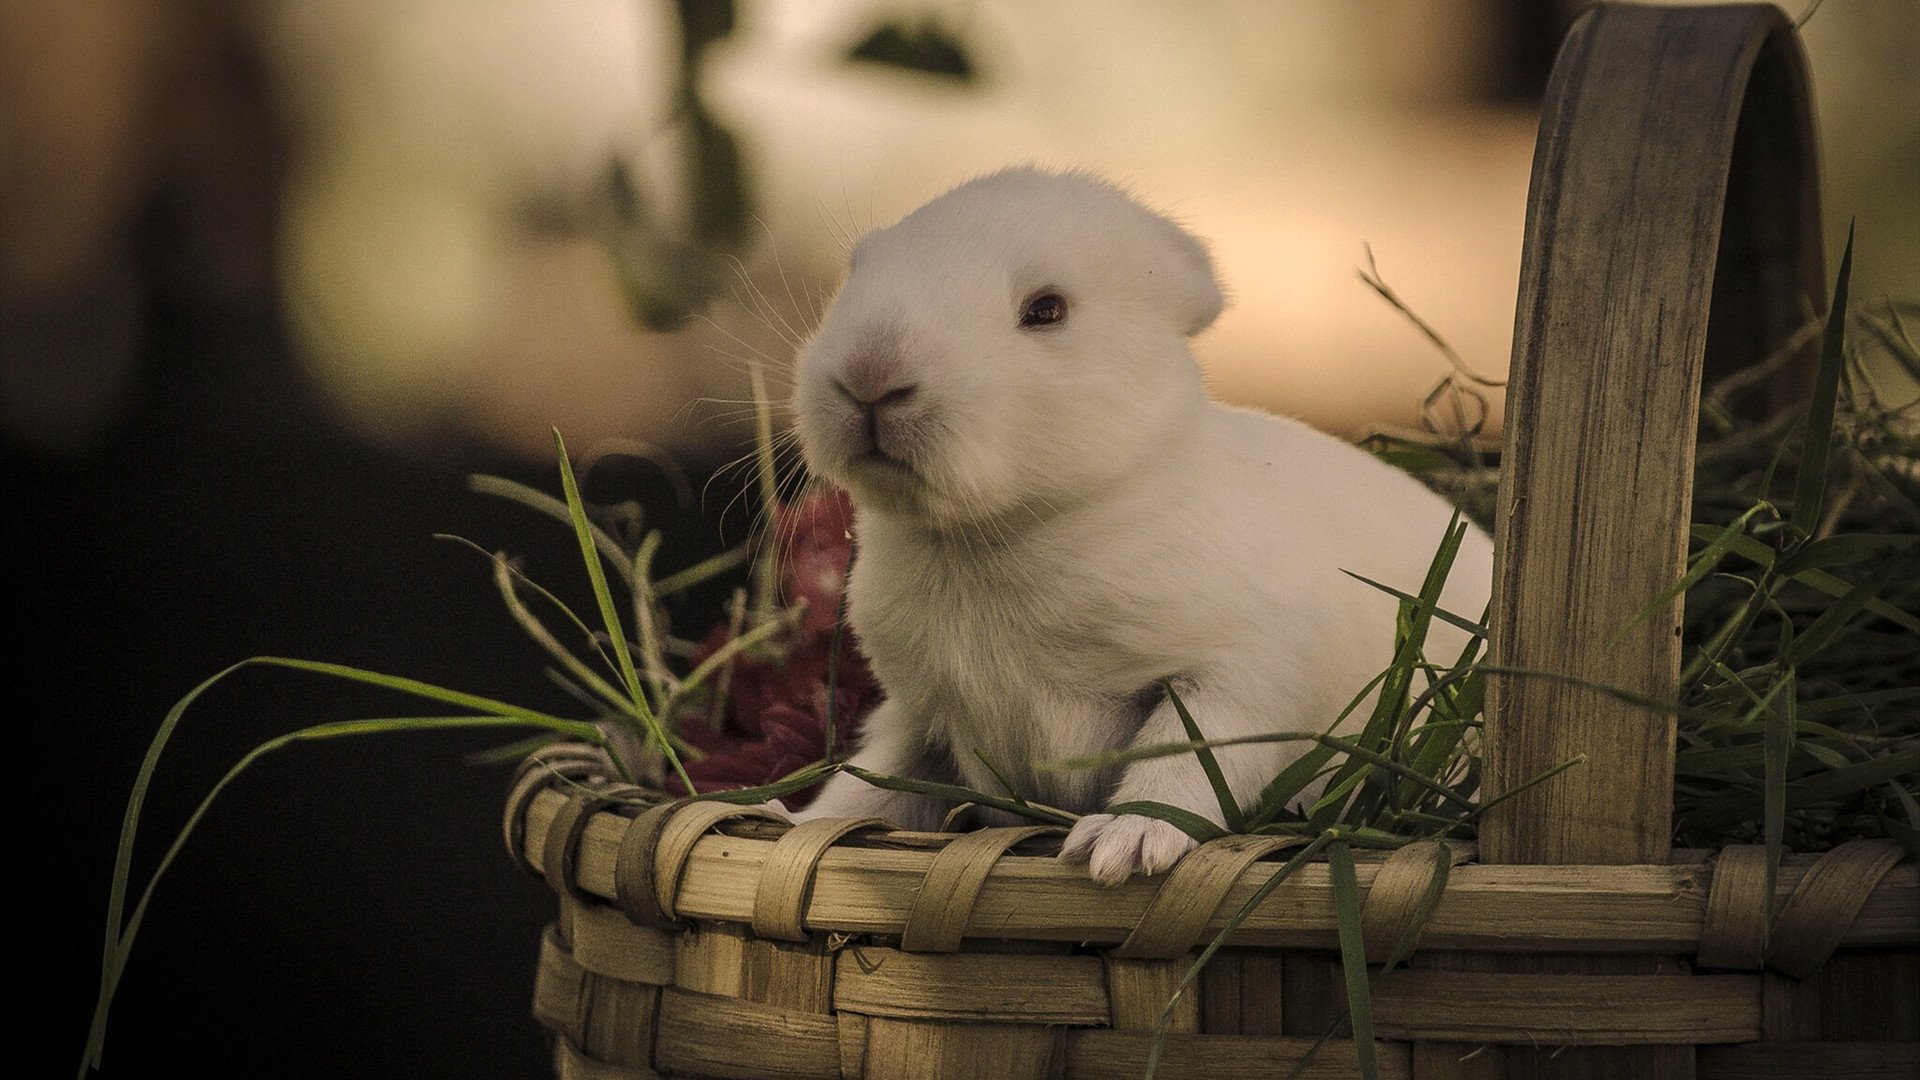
<box><xmin>1059</xmin><ymin>813</ymin><xmax>1199</xmax><ymax>887</ymax></box>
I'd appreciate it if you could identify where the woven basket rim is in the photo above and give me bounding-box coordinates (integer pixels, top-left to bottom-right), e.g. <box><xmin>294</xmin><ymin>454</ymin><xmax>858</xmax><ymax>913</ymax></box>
<box><xmin>509</xmin><ymin>776</ymin><xmax>1918</xmax><ymax>974</ymax></box>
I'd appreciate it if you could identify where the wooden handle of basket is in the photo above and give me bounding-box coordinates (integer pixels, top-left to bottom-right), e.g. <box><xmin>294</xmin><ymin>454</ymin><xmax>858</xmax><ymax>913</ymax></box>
<box><xmin>1482</xmin><ymin>2</ymin><xmax>1826</xmax><ymax>866</ymax></box>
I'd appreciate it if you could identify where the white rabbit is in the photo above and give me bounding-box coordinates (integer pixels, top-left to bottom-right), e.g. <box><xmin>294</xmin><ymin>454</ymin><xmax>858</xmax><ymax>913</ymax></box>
<box><xmin>784</xmin><ymin>165</ymin><xmax>1493</xmax><ymax>885</ymax></box>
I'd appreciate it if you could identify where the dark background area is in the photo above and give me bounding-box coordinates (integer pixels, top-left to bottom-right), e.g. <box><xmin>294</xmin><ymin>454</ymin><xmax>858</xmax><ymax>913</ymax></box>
<box><xmin>5</xmin><ymin>11</ymin><xmax>741</xmax><ymax>1066</ymax></box>
<box><xmin>15</xmin><ymin>203</ymin><xmax>738</xmax><ymax>1075</ymax></box>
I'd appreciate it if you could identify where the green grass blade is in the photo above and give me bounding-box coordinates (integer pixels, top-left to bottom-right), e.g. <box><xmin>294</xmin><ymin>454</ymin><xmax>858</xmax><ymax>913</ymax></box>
<box><xmin>1796</xmin><ymin>688</ymin><xmax>1920</xmax><ymax>720</ymax></box>
<box><xmin>1321</xmin><ymin>516</ymin><xmax>1467</xmax><ymax>820</ymax></box>
<box><xmin>1470</xmin><ymin>753</ymin><xmax>1587</xmax><ymax>819</ymax></box>
<box><xmin>1141</xmin><ymin>833</ymin><xmax>1333</xmax><ymax>1080</ymax></box>
<box><xmin>677</xmin><ymin>762</ymin><xmax>842</xmax><ymax>805</ymax></box>
<box><xmin>1774</xmin><ymin>533</ymin><xmax>1919</xmax><ymax>577</ymax></box>
<box><xmin>1679</xmin><ymin>749</ymin><xmax>1920</xmax><ymax>832</ymax></box>
<box><xmin>1763</xmin><ymin>669</ymin><xmax>1795</xmax><ymax>932</ymax></box>
<box><xmin>470</xmin><ymin>543</ymin><xmax>649</xmax><ymax>733</ymax></box>
<box><xmin>838</xmin><ymin>765</ymin><xmax>1078</xmax><ymax>826</ymax></box>
<box><xmin>1103</xmin><ymin>801</ymin><xmax>1231</xmax><ymax>842</ymax></box>
<box><xmin>467</xmin><ymin>472</ymin><xmax>635</xmax><ymax>589</ymax></box>
<box><xmin>1790</xmin><ymin>223</ymin><xmax>1853</xmax><ymax>535</ymax></box>
<box><xmin>1046</xmin><ymin>731</ymin><xmax>1477</xmax><ymax>813</ymax></box>
<box><xmin>1338</xmin><ymin>569</ymin><xmax>1488</xmax><ymax>638</ymax></box>
<box><xmin>1326</xmin><ymin>841</ymin><xmax>1379</xmax><ymax>1080</ymax></box>
<box><xmin>84</xmin><ymin>697</ymin><xmax>606</xmax><ymax>1077</ymax></box>
<box><xmin>554</xmin><ymin>429</ymin><xmax>694</xmax><ymax>794</ymax></box>
<box><xmin>1694</xmin><ymin>528</ymin><xmax>1920</xmax><ymax>633</ymax></box>
<box><xmin>1044</xmin><ymin>731</ymin><xmax>1325</xmax><ymax>771</ymax></box>
<box><xmin>1786</xmin><ymin>556</ymin><xmax>1915</xmax><ymax>667</ymax></box>
<box><xmin>1164</xmin><ymin>679</ymin><xmax>1245</xmax><ymax>831</ymax></box>
<box><xmin>1473</xmin><ymin>664</ymin><xmax>1682</xmax><ymax>716</ymax></box>
<box><xmin>1617</xmin><ymin>504</ymin><xmax>1768</xmax><ymax>638</ymax></box>
<box><xmin>971</xmin><ymin>749</ymin><xmax>1030</xmax><ymax>806</ymax></box>
<box><xmin>1248</xmin><ymin>667</ymin><xmax>1392</xmax><ymax>827</ymax></box>
<box><xmin>652</xmin><ymin>544</ymin><xmax>751</xmax><ymax>598</ymax></box>
<box><xmin>659</xmin><ymin>605</ymin><xmax>801</xmax><ymax>721</ymax></box>
<box><xmin>824</xmin><ymin>577</ymin><xmax>851</xmax><ymax>767</ymax></box>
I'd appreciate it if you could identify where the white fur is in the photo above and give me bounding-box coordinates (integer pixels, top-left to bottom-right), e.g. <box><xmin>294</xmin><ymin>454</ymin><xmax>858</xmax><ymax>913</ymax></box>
<box><xmin>785</xmin><ymin>166</ymin><xmax>1493</xmax><ymax>884</ymax></box>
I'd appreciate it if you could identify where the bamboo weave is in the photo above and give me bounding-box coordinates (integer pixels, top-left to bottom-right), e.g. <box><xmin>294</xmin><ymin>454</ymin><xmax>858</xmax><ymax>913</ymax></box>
<box><xmin>508</xmin><ymin>765</ymin><xmax>1917</xmax><ymax>1079</ymax></box>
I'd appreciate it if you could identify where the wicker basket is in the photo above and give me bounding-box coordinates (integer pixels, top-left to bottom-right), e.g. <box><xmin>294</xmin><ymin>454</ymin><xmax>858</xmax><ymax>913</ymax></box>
<box><xmin>504</xmin><ymin>5</ymin><xmax>1919</xmax><ymax>1078</ymax></box>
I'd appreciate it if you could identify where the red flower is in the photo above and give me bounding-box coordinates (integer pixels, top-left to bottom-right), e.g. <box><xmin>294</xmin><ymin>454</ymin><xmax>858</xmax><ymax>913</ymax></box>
<box><xmin>666</xmin><ymin>487</ymin><xmax>879</xmax><ymax>806</ymax></box>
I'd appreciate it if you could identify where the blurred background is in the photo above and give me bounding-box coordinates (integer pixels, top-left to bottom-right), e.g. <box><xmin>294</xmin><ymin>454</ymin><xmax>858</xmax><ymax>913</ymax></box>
<box><xmin>7</xmin><ymin>1</ymin><xmax>1913</xmax><ymax>1076</ymax></box>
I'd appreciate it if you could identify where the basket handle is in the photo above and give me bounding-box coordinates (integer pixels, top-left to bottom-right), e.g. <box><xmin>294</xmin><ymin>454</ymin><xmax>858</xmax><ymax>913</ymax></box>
<box><xmin>1482</xmin><ymin>2</ymin><xmax>1826</xmax><ymax>865</ymax></box>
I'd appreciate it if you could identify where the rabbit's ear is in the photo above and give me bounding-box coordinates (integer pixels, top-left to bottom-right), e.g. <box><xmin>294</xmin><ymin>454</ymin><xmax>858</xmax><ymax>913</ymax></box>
<box><xmin>1147</xmin><ymin>214</ymin><xmax>1225</xmax><ymax>337</ymax></box>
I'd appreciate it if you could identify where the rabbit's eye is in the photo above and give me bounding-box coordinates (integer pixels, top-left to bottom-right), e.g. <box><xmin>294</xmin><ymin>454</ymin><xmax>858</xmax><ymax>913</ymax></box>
<box><xmin>1019</xmin><ymin>292</ymin><xmax>1067</xmax><ymax>329</ymax></box>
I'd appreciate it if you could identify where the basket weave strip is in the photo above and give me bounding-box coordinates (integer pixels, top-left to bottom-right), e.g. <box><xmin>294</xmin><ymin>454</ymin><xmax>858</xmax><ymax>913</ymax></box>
<box><xmin>1074</xmin><ymin>1030</ymin><xmax>1405</xmax><ymax>1079</ymax></box>
<box><xmin>674</xmin><ymin>920</ymin><xmax>835</xmax><ymax>1009</ymax></box>
<box><xmin>855</xmin><ymin>1017</ymin><xmax>1062</xmax><ymax>1080</ymax></box>
<box><xmin>656</xmin><ymin>986</ymin><xmax>843</xmax><ymax>1078</ymax></box>
<box><xmin>1113</xmin><ymin>834</ymin><xmax>1303</xmax><ymax>960</ymax></box>
<box><xmin>1766</xmin><ymin>839</ymin><xmax>1913</xmax><ymax>978</ymax></box>
<box><xmin>515</xmin><ymin>786</ymin><xmax>1917</xmax><ymax>959</ymax></box>
<box><xmin>833</xmin><ymin>946</ymin><xmax>1110</xmax><ymax>1023</ymax></box>
<box><xmin>1366</xmin><ymin>972</ymin><xmax>1761</xmax><ymax>1044</ymax></box>
<box><xmin>505</xmin><ymin>744</ymin><xmax>622</xmax><ymax>875</ymax></box>
<box><xmin>545</xmin><ymin>789</ymin><xmax>623</xmax><ymax>904</ymax></box>
<box><xmin>901</xmin><ymin>825</ymin><xmax>1061</xmax><ymax>952</ymax></box>
<box><xmin>571</xmin><ymin>901</ymin><xmax>674</xmax><ymax>984</ymax></box>
<box><xmin>553</xmin><ymin>1038</ymin><xmax>658</xmax><ymax>1080</ymax></box>
<box><xmin>1699</xmin><ymin>844</ymin><xmax>1771</xmax><ymax>970</ymax></box>
<box><xmin>1359</xmin><ymin>841</ymin><xmax>1472</xmax><ymax>964</ymax></box>
<box><xmin>756</xmin><ymin>818</ymin><xmax>894</xmax><ymax>941</ymax></box>
<box><xmin>623</xmin><ymin>799</ymin><xmax>785</xmax><ymax>927</ymax></box>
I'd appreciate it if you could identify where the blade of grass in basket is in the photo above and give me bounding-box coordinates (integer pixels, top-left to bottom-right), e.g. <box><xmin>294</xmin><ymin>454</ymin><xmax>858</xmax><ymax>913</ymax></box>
<box><xmin>1680</xmin><ymin>575</ymin><xmax>1776</xmax><ymax>691</ymax></box>
<box><xmin>1886</xmin><ymin>788</ymin><xmax>1920</xmax><ymax>861</ymax></box>
<box><xmin>1163</xmin><ymin>679</ymin><xmax>1245</xmax><ymax>831</ymax></box>
<box><xmin>1762</xmin><ymin>654</ymin><xmax>1797</xmax><ymax>928</ymax></box>
<box><xmin>1680</xmin><ymin>748</ymin><xmax>1920</xmax><ymax>832</ymax></box>
<box><xmin>1273</xmin><ymin>842</ymin><xmax>1454</xmax><ymax>1080</ymax></box>
<box><xmin>657</xmin><ymin>603</ymin><xmax>803</xmax><ymax>724</ymax></box>
<box><xmin>1467</xmin><ymin>752</ymin><xmax>1586</xmax><ymax>820</ymax></box>
<box><xmin>1245</xmin><ymin>667</ymin><xmax>1392</xmax><ymax>829</ymax></box>
<box><xmin>1046</xmin><ymin>731</ymin><xmax>1477</xmax><ymax>814</ymax></box>
<box><xmin>83</xmin><ymin>652</ymin><xmax>611</xmax><ymax>1075</ymax></box>
<box><xmin>86</xmin><ymin>713</ymin><xmax>586</xmax><ymax>1078</ymax></box>
<box><xmin>1318</xmin><ymin>515</ymin><xmax>1468</xmax><ymax>825</ymax></box>
<box><xmin>652</xmin><ymin>544</ymin><xmax>751</xmax><ymax>598</ymax></box>
<box><xmin>1796</xmin><ymin>687</ymin><xmax>1920</xmax><ymax>721</ymax></box>
<box><xmin>1615</xmin><ymin>502</ymin><xmax>1771</xmax><ymax>640</ymax></box>
<box><xmin>1140</xmin><ymin>832</ymin><xmax>1333</xmax><ymax>1080</ymax></box>
<box><xmin>1102</xmin><ymin>801</ymin><xmax>1230</xmax><ymax>842</ymax></box>
<box><xmin>1402</xmin><ymin>667</ymin><xmax>1482</xmax><ymax>811</ymax></box>
<box><xmin>681</xmin><ymin>763</ymin><xmax>842</xmax><ymax>805</ymax></box>
<box><xmin>1774</xmin><ymin>533</ymin><xmax>1920</xmax><ymax>577</ymax></box>
<box><xmin>464</xmin><ymin>538</ymin><xmax>653</xmax><ymax>736</ymax></box>
<box><xmin>1339</xmin><ymin>569</ymin><xmax>1488</xmax><ymax>639</ymax></box>
<box><xmin>838</xmin><ymin>765</ymin><xmax>1078</xmax><ymax>826</ymax></box>
<box><xmin>972</xmin><ymin>749</ymin><xmax>1031</xmax><ymax>807</ymax></box>
<box><xmin>553</xmin><ymin>429</ymin><xmax>695</xmax><ymax>795</ymax></box>
<box><xmin>1326</xmin><ymin>840</ymin><xmax>1379</xmax><ymax>1080</ymax></box>
<box><xmin>745</xmin><ymin>352</ymin><xmax>783</xmax><ymax>624</ymax></box>
<box><xmin>1789</xmin><ymin>223</ymin><xmax>1853</xmax><ymax>538</ymax></box>
<box><xmin>468</xmin><ymin>473</ymin><xmax>637</xmax><ymax>590</ymax></box>
<box><xmin>1473</xmin><ymin>664</ymin><xmax>1684</xmax><ymax>716</ymax></box>
<box><xmin>1699</xmin><ymin>529</ymin><xmax>1920</xmax><ymax>634</ymax></box>
<box><xmin>1786</xmin><ymin>556</ymin><xmax>1916</xmax><ymax>666</ymax></box>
